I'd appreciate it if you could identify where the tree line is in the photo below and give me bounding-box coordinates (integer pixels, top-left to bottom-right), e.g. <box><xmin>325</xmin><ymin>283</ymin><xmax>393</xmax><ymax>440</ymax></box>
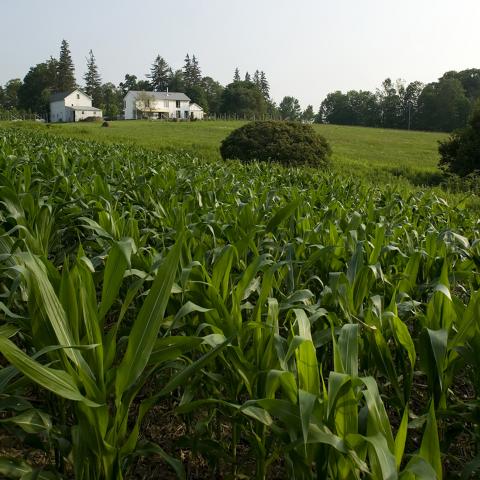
<box><xmin>317</xmin><ymin>72</ymin><xmax>480</xmax><ymax>132</ymax></box>
<box><xmin>0</xmin><ymin>39</ymin><xmax>479</xmax><ymax>131</ymax></box>
<box><xmin>0</xmin><ymin>40</ymin><xmax>276</xmax><ymax>119</ymax></box>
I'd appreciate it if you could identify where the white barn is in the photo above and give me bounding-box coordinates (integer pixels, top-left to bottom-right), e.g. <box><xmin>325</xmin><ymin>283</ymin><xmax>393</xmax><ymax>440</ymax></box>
<box><xmin>50</xmin><ymin>89</ymin><xmax>102</xmax><ymax>123</ymax></box>
<box><xmin>190</xmin><ymin>103</ymin><xmax>205</xmax><ymax>120</ymax></box>
<box><xmin>124</xmin><ymin>90</ymin><xmax>204</xmax><ymax>120</ymax></box>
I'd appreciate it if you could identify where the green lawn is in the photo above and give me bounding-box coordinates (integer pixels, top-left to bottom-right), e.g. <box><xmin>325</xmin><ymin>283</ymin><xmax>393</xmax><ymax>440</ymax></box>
<box><xmin>4</xmin><ymin>119</ymin><xmax>448</xmax><ymax>186</ymax></box>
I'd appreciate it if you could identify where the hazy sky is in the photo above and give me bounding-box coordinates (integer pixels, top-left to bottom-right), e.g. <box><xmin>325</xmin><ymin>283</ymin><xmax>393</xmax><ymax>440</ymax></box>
<box><xmin>1</xmin><ymin>0</ymin><xmax>479</xmax><ymax>108</ymax></box>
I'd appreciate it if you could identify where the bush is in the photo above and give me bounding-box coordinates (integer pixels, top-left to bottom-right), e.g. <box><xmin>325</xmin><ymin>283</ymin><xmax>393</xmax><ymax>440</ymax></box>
<box><xmin>220</xmin><ymin>121</ymin><xmax>332</xmax><ymax>168</ymax></box>
<box><xmin>439</xmin><ymin>102</ymin><xmax>480</xmax><ymax>176</ymax></box>
<box><xmin>80</xmin><ymin>116</ymin><xmax>102</xmax><ymax>123</ymax></box>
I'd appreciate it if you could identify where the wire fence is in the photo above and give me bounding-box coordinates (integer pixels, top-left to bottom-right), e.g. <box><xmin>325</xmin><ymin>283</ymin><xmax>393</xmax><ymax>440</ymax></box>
<box><xmin>0</xmin><ymin>112</ymin><xmax>48</xmax><ymax>122</ymax></box>
<box><xmin>205</xmin><ymin>113</ymin><xmax>282</xmax><ymax>121</ymax></box>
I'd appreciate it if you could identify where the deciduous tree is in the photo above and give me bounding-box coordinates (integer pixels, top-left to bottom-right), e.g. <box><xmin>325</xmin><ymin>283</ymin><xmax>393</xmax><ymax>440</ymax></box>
<box><xmin>220</xmin><ymin>81</ymin><xmax>267</xmax><ymax>117</ymax></box>
<box><xmin>279</xmin><ymin>96</ymin><xmax>301</xmax><ymax>120</ymax></box>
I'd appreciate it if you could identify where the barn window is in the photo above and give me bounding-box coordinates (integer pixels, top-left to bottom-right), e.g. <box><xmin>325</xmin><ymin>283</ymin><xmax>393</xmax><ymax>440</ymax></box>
<box><xmin>77</xmin><ymin>94</ymin><xmax>80</xmax><ymax>99</ymax></box>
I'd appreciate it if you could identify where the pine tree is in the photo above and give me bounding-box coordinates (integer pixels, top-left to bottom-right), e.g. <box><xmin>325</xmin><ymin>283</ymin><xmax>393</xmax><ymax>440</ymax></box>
<box><xmin>253</xmin><ymin>70</ymin><xmax>261</xmax><ymax>88</ymax></box>
<box><xmin>57</xmin><ymin>39</ymin><xmax>76</xmax><ymax>91</ymax></box>
<box><xmin>244</xmin><ymin>71</ymin><xmax>251</xmax><ymax>83</ymax></box>
<box><xmin>183</xmin><ymin>54</ymin><xmax>192</xmax><ymax>88</ymax></box>
<box><xmin>83</xmin><ymin>50</ymin><xmax>102</xmax><ymax>106</ymax></box>
<box><xmin>233</xmin><ymin>68</ymin><xmax>241</xmax><ymax>82</ymax></box>
<box><xmin>260</xmin><ymin>71</ymin><xmax>270</xmax><ymax>99</ymax></box>
<box><xmin>191</xmin><ymin>55</ymin><xmax>202</xmax><ymax>86</ymax></box>
<box><xmin>148</xmin><ymin>55</ymin><xmax>171</xmax><ymax>91</ymax></box>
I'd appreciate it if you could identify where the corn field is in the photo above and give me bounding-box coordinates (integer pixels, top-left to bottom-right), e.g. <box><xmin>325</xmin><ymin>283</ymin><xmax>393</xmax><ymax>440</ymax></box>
<box><xmin>0</xmin><ymin>127</ymin><xmax>479</xmax><ymax>479</ymax></box>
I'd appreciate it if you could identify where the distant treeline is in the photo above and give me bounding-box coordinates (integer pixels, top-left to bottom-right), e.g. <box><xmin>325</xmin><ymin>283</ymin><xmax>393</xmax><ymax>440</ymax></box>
<box><xmin>317</xmin><ymin>71</ymin><xmax>480</xmax><ymax>132</ymax></box>
<box><xmin>0</xmin><ymin>39</ymin><xmax>479</xmax><ymax>131</ymax></box>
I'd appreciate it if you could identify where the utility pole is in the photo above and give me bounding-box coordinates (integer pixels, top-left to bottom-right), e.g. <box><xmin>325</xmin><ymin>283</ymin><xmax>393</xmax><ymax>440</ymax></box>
<box><xmin>408</xmin><ymin>101</ymin><xmax>412</xmax><ymax>130</ymax></box>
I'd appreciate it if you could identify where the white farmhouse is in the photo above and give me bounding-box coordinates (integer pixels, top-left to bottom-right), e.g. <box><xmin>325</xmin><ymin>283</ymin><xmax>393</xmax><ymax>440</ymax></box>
<box><xmin>124</xmin><ymin>91</ymin><xmax>204</xmax><ymax>120</ymax></box>
<box><xmin>50</xmin><ymin>89</ymin><xmax>102</xmax><ymax>123</ymax></box>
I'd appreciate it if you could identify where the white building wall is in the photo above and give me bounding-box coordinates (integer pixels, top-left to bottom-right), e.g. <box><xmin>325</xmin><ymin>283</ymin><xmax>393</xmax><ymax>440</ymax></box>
<box><xmin>73</xmin><ymin>109</ymin><xmax>102</xmax><ymax>122</ymax></box>
<box><xmin>64</xmin><ymin>91</ymin><xmax>93</xmax><ymax>108</ymax></box>
<box><xmin>124</xmin><ymin>92</ymin><xmax>192</xmax><ymax>120</ymax></box>
<box><xmin>50</xmin><ymin>90</ymin><xmax>95</xmax><ymax>122</ymax></box>
<box><xmin>190</xmin><ymin>103</ymin><xmax>205</xmax><ymax>120</ymax></box>
<box><xmin>50</xmin><ymin>101</ymin><xmax>67</xmax><ymax>122</ymax></box>
<box><xmin>124</xmin><ymin>92</ymin><xmax>137</xmax><ymax>120</ymax></box>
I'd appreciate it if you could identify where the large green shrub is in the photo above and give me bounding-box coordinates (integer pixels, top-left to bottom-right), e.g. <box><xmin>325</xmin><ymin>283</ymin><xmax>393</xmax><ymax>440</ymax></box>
<box><xmin>439</xmin><ymin>102</ymin><xmax>480</xmax><ymax>176</ymax></box>
<box><xmin>220</xmin><ymin>121</ymin><xmax>331</xmax><ymax>167</ymax></box>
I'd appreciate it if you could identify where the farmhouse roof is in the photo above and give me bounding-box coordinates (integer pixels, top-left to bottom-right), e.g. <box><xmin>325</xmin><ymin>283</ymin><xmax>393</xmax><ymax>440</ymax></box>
<box><xmin>50</xmin><ymin>89</ymin><xmax>92</xmax><ymax>103</ymax></box>
<box><xmin>127</xmin><ymin>90</ymin><xmax>191</xmax><ymax>101</ymax></box>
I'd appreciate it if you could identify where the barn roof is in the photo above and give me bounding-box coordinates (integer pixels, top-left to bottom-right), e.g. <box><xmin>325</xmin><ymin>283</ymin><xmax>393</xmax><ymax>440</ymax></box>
<box><xmin>50</xmin><ymin>89</ymin><xmax>92</xmax><ymax>103</ymax></box>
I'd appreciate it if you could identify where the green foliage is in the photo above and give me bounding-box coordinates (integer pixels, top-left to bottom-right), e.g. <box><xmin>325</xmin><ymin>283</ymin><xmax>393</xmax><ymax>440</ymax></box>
<box><xmin>438</xmin><ymin>102</ymin><xmax>480</xmax><ymax>176</ymax></box>
<box><xmin>220</xmin><ymin>120</ymin><xmax>332</xmax><ymax>167</ymax></box>
<box><xmin>57</xmin><ymin>39</ymin><xmax>76</xmax><ymax>92</ymax></box>
<box><xmin>0</xmin><ymin>126</ymin><xmax>479</xmax><ymax>478</ymax></box>
<box><xmin>220</xmin><ymin>81</ymin><xmax>268</xmax><ymax>117</ymax></box>
<box><xmin>147</xmin><ymin>54</ymin><xmax>172</xmax><ymax>92</ymax></box>
<box><xmin>83</xmin><ymin>50</ymin><xmax>103</xmax><ymax>107</ymax></box>
<box><xmin>279</xmin><ymin>96</ymin><xmax>302</xmax><ymax>120</ymax></box>
<box><xmin>18</xmin><ymin>61</ymin><xmax>58</xmax><ymax>114</ymax></box>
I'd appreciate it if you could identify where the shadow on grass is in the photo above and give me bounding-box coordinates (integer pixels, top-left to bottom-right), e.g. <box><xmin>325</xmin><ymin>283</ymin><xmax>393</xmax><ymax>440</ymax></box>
<box><xmin>387</xmin><ymin>166</ymin><xmax>444</xmax><ymax>186</ymax></box>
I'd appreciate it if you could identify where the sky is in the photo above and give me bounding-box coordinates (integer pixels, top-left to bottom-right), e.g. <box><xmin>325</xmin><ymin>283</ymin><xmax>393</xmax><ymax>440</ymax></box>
<box><xmin>1</xmin><ymin>0</ymin><xmax>479</xmax><ymax>109</ymax></box>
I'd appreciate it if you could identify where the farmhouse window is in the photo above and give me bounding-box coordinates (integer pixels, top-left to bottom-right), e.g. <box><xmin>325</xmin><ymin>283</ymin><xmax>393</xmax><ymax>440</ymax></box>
<box><xmin>176</xmin><ymin>100</ymin><xmax>181</xmax><ymax>108</ymax></box>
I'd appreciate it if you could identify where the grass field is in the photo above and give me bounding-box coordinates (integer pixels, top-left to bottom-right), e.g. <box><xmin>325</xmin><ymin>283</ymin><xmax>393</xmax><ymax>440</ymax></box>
<box><xmin>9</xmin><ymin>120</ymin><xmax>448</xmax><ymax>186</ymax></box>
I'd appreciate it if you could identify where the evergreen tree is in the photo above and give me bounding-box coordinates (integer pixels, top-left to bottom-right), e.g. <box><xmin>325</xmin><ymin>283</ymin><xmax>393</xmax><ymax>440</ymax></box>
<box><xmin>190</xmin><ymin>55</ymin><xmax>202</xmax><ymax>86</ymax></box>
<box><xmin>57</xmin><ymin>39</ymin><xmax>76</xmax><ymax>91</ymax></box>
<box><xmin>260</xmin><ymin>71</ymin><xmax>270</xmax><ymax>99</ymax></box>
<box><xmin>83</xmin><ymin>50</ymin><xmax>102</xmax><ymax>106</ymax></box>
<box><xmin>168</xmin><ymin>70</ymin><xmax>185</xmax><ymax>92</ymax></box>
<box><xmin>148</xmin><ymin>55</ymin><xmax>171</xmax><ymax>91</ymax></box>
<box><xmin>233</xmin><ymin>68</ymin><xmax>241</xmax><ymax>82</ymax></box>
<box><xmin>183</xmin><ymin>54</ymin><xmax>193</xmax><ymax>87</ymax></box>
<box><xmin>253</xmin><ymin>70</ymin><xmax>261</xmax><ymax>88</ymax></box>
<box><xmin>244</xmin><ymin>71</ymin><xmax>251</xmax><ymax>82</ymax></box>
